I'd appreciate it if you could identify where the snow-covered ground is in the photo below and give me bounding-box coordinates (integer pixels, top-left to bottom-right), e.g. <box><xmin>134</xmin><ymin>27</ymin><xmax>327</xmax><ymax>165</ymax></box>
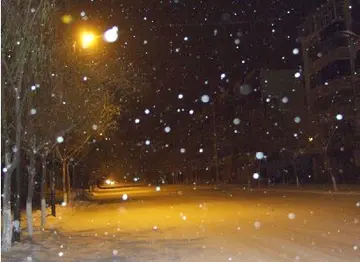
<box><xmin>2</xmin><ymin>186</ymin><xmax>360</xmax><ymax>261</ymax></box>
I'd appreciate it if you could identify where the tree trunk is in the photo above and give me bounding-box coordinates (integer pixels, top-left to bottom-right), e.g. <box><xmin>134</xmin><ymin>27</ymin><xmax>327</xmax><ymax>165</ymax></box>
<box><xmin>2</xmin><ymin>156</ymin><xmax>13</xmax><ymax>251</ymax></box>
<box><xmin>14</xmin><ymin>81</ymin><xmax>22</xmax><ymax>244</ymax></box>
<box><xmin>312</xmin><ymin>156</ymin><xmax>319</xmax><ymax>182</ymax></box>
<box><xmin>66</xmin><ymin>162</ymin><xmax>71</xmax><ymax>204</ymax></box>
<box><xmin>331</xmin><ymin>174</ymin><xmax>338</xmax><ymax>192</ymax></box>
<box><xmin>212</xmin><ymin>104</ymin><xmax>220</xmax><ymax>184</ymax></box>
<box><xmin>293</xmin><ymin>162</ymin><xmax>300</xmax><ymax>187</ymax></box>
<box><xmin>40</xmin><ymin>156</ymin><xmax>47</xmax><ymax>230</ymax></box>
<box><xmin>325</xmin><ymin>155</ymin><xmax>338</xmax><ymax>191</ymax></box>
<box><xmin>13</xmin><ymin>166</ymin><xmax>21</xmax><ymax>243</ymax></box>
<box><xmin>50</xmin><ymin>171</ymin><xmax>56</xmax><ymax>217</ymax></box>
<box><xmin>62</xmin><ymin>160</ymin><xmax>68</xmax><ymax>205</ymax></box>
<box><xmin>51</xmin><ymin>157</ymin><xmax>56</xmax><ymax>216</ymax></box>
<box><xmin>3</xmin><ymin>87</ymin><xmax>22</xmax><ymax>250</ymax></box>
<box><xmin>72</xmin><ymin>164</ymin><xmax>76</xmax><ymax>189</ymax></box>
<box><xmin>26</xmin><ymin>154</ymin><xmax>36</xmax><ymax>238</ymax></box>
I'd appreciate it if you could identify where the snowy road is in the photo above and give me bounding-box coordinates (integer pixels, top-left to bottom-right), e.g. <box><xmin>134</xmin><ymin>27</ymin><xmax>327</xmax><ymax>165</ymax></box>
<box><xmin>3</xmin><ymin>186</ymin><xmax>360</xmax><ymax>261</ymax></box>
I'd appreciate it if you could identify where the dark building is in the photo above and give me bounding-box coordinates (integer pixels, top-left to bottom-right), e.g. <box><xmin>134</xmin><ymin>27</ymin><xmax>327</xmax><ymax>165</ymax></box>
<box><xmin>299</xmin><ymin>0</ymin><xmax>360</xmax><ymax>181</ymax></box>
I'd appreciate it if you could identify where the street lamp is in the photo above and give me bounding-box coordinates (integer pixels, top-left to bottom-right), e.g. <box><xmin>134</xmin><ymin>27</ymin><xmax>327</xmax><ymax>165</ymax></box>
<box><xmin>81</xmin><ymin>32</ymin><xmax>96</xmax><ymax>49</ymax></box>
<box><xmin>72</xmin><ymin>26</ymin><xmax>119</xmax><ymax>53</ymax></box>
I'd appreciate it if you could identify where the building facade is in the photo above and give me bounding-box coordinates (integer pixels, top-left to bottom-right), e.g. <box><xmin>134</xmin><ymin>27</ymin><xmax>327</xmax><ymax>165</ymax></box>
<box><xmin>299</xmin><ymin>0</ymin><xmax>360</xmax><ymax>179</ymax></box>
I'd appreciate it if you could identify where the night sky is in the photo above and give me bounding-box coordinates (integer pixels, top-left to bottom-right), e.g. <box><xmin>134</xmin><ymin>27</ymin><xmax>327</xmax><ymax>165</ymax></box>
<box><xmin>69</xmin><ymin>0</ymin><xmax>318</xmax><ymax>177</ymax></box>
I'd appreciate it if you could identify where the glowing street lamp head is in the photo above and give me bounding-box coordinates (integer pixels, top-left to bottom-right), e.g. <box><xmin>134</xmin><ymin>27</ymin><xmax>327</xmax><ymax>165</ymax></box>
<box><xmin>81</xmin><ymin>32</ymin><xmax>95</xmax><ymax>48</ymax></box>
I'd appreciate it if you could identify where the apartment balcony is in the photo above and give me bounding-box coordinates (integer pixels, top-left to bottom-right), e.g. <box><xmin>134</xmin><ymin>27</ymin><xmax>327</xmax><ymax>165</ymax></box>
<box><xmin>312</xmin><ymin>43</ymin><xmax>360</xmax><ymax>73</ymax></box>
<box><xmin>310</xmin><ymin>75</ymin><xmax>359</xmax><ymax>113</ymax></box>
<box><xmin>299</xmin><ymin>0</ymin><xmax>345</xmax><ymax>39</ymax></box>
<box><xmin>311</xmin><ymin>74</ymin><xmax>358</xmax><ymax>97</ymax></box>
<box><xmin>312</xmin><ymin>46</ymin><xmax>351</xmax><ymax>72</ymax></box>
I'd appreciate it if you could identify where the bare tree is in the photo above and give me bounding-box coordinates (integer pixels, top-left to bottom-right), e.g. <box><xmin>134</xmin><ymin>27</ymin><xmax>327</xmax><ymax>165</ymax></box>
<box><xmin>52</xmin><ymin>44</ymin><xmax>130</xmax><ymax>204</ymax></box>
<box><xmin>1</xmin><ymin>0</ymin><xmax>54</xmax><ymax>250</ymax></box>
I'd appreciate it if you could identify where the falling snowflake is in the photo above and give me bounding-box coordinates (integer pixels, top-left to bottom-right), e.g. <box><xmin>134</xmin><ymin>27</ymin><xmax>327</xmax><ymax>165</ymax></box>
<box><xmin>239</xmin><ymin>84</ymin><xmax>252</xmax><ymax>95</ymax></box>
<box><xmin>254</xmin><ymin>221</ymin><xmax>261</xmax><ymax>229</ymax></box>
<box><xmin>255</xmin><ymin>152</ymin><xmax>264</xmax><ymax>160</ymax></box>
<box><xmin>233</xmin><ymin>118</ymin><xmax>240</xmax><ymax>125</ymax></box>
<box><xmin>180</xmin><ymin>148</ymin><xmax>186</xmax><ymax>153</ymax></box>
<box><xmin>292</xmin><ymin>48</ymin><xmax>299</xmax><ymax>55</ymax></box>
<box><xmin>336</xmin><ymin>114</ymin><xmax>343</xmax><ymax>120</ymax></box>
<box><xmin>164</xmin><ymin>126</ymin><xmax>171</xmax><ymax>133</ymax></box>
<box><xmin>253</xmin><ymin>173</ymin><xmax>260</xmax><ymax>179</ymax></box>
<box><xmin>294</xmin><ymin>116</ymin><xmax>301</xmax><ymax>123</ymax></box>
<box><xmin>135</xmin><ymin>118</ymin><xmax>140</xmax><ymax>124</ymax></box>
<box><xmin>104</xmin><ymin>26</ymin><xmax>119</xmax><ymax>43</ymax></box>
<box><xmin>56</xmin><ymin>136</ymin><xmax>64</xmax><ymax>143</ymax></box>
<box><xmin>201</xmin><ymin>95</ymin><xmax>210</xmax><ymax>103</ymax></box>
<box><xmin>288</xmin><ymin>213</ymin><xmax>296</xmax><ymax>220</ymax></box>
<box><xmin>281</xmin><ymin>96</ymin><xmax>289</xmax><ymax>104</ymax></box>
<box><xmin>178</xmin><ymin>94</ymin><xmax>184</xmax><ymax>99</ymax></box>
<box><xmin>122</xmin><ymin>194</ymin><xmax>128</xmax><ymax>201</ymax></box>
<box><xmin>58</xmin><ymin>252</ymin><xmax>64</xmax><ymax>257</ymax></box>
<box><xmin>112</xmin><ymin>250</ymin><xmax>118</xmax><ymax>256</ymax></box>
